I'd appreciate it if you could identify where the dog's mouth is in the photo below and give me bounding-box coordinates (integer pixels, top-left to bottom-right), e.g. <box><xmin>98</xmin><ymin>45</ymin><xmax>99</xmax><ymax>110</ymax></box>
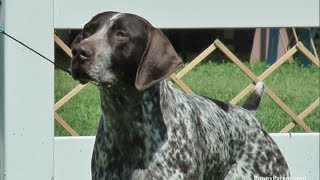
<box><xmin>71</xmin><ymin>60</ymin><xmax>116</xmax><ymax>88</ymax></box>
<box><xmin>71</xmin><ymin>70</ymin><xmax>115</xmax><ymax>88</ymax></box>
<box><xmin>75</xmin><ymin>75</ymin><xmax>92</xmax><ymax>85</ymax></box>
<box><xmin>70</xmin><ymin>66</ymin><xmax>91</xmax><ymax>84</ymax></box>
<box><xmin>101</xmin><ymin>81</ymin><xmax>113</xmax><ymax>88</ymax></box>
<box><xmin>79</xmin><ymin>79</ymin><xmax>89</xmax><ymax>84</ymax></box>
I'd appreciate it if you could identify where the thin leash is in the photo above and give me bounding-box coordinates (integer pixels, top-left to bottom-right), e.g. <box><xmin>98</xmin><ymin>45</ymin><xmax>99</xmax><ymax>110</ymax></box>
<box><xmin>0</xmin><ymin>27</ymin><xmax>99</xmax><ymax>87</ymax></box>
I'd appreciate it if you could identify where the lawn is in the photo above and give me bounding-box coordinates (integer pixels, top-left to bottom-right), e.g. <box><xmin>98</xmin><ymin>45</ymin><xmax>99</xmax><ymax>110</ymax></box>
<box><xmin>54</xmin><ymin>60</ymin><xmax>319</xmax><ymax>136</ymax></box>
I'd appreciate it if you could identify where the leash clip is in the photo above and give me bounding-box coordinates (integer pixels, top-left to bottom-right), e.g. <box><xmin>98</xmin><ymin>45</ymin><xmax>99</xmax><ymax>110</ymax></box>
<box><xmin>0</xmin><ymin>26</ymin><xmax>4</xmax><ymax>34</ymax></box>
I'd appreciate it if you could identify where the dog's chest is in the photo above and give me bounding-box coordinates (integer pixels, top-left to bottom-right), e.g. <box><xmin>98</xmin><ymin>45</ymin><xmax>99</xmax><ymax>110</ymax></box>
<box><xmin>92</xmin><ymin>87</ymin><xmax>167</xmax><ymax>179</ymax></box>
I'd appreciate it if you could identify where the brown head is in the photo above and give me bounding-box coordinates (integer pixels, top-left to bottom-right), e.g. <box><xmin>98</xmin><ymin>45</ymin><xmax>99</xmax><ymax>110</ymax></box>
<box><xmin>71</xmin><ymin>11</ymin><xmax>182</xmax><ymax>91</ymax></box>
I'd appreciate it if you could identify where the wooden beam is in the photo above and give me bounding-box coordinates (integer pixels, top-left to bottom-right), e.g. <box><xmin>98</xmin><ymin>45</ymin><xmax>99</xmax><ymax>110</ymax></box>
<box><xmin>296</xmin><ymin>42</ymin><xmax>320</xmax><ymax>67</ymax></box>
<box><xmin>54</xmin><ymin>112</ymin><xmax>79</xmax><ymax>136</ymax></box>
<box><xmin>170</xmin><ymin>74</ymin><xmax>193</xmax><ymax>95</ymax></box>
<box><xmin>176</xmin><ymin>42</ymin><xmax>217</xmax><ymax>79</ymax></box>
<box><xmin>54</xmin><ymin>33</ymin><xmax>72</xmax><ymax>58</ymax></box>
<box><xmin>310</xmin><ymin>38</ymin><xmax>319</xmax><ymax>61</ymax></box>
<box><xmin>231</xmin><ymin>45</ymin><xmax>298</xmax><ymax>104</ymax></box>
<box><xmin>292</xmin><ymin>28</ymin><xmax>299</xmax><ymax>43</ymax></box>
<box><xmin>265</xmin><ymin>87</ymin><xmax>313</xmax><ymax>132</ymax></box>
<box><xmin>259</xmin><ymin>45</ymin><xmax>297</xmax><ymax>80</ymax></box>
<box><xmin>281</xmin><ymin>98</ymin><xmax>319</xmax><ymax>133</ymax></box>
<box><xmin>54</xmin><ymin>84</ymin><xmax>87</xmax><ymax>111</ymax></box>
<box><xmin>214</xmin><ymin>39</ymin><xmax>259</xmax><ymax>82</ymax></box>
<box><xmin>230</xmin><ymin>84</ymin><xmax>255</xmax><ymax>105</ymax></box>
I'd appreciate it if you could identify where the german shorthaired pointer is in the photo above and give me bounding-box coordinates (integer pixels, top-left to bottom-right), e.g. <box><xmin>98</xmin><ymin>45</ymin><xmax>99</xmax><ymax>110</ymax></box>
<box><xmin>70</xmin><ymin>11</ymin><xmax>290</xmax><ymax>180</ymax></box>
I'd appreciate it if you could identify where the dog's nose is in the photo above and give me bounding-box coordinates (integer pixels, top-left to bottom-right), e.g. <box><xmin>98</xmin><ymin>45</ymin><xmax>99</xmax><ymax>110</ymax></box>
<box><xmin>72</xmin><ymin>44</ymin><xmax>92</xmax><ymax>61</ymax></box>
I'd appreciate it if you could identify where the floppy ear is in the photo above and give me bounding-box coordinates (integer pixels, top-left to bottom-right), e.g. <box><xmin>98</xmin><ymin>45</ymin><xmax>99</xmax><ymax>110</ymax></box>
<box><xmin>71</xmin><ymin>32</ymin><xmax>83</xmax><ymax>49</ymax></box>
<box><xmin>135</xmin><ymin>28</ymin><xmax>182</xmax><ymax>91</ymax></box>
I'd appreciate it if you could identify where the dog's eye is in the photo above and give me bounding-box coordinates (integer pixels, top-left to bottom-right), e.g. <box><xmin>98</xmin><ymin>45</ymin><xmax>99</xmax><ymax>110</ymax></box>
<box><xmin>115</xmin><ymin>31</ymin><xmax>127</xmax><ymax>38</ymax></box>
<box><xmin>83</xmin><ymin>32</ymin><xmax>91</xmax><ymax>38</ymax></box>
<box><xmin>82</xmin><ymin>26</ymin><xmax>92</xmax><ymax>38</ymax></box>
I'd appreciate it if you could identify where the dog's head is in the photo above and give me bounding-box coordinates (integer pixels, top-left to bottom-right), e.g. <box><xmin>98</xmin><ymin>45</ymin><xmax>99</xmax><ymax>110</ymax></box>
<box><xmin>71</xmin><ymin>11</ymin><xmax>182</xmax><ymax>91</ymax></box>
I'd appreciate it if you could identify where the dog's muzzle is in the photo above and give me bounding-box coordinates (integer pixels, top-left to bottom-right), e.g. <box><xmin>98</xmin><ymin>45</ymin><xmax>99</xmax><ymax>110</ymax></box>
<box><xmin>70</xmin><ymin>44</ymin><xmax>93</xmax><ymax>84</ymax></box>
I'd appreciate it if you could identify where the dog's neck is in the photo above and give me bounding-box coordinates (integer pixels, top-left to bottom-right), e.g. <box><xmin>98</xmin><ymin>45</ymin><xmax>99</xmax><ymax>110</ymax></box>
<box><xmin>96</xmin><ymin>82</ymin><xmax>167</xmax><ymax>176</ymax></box>
<box><xmin>99</xmin><ymin>83</ymin><xmax>163</xmax><ymax>123</ymax></box>
<box><xmin>100</xmin><ymin>83</ymin><xmax>155</xmax><ymax>112</ymax></box>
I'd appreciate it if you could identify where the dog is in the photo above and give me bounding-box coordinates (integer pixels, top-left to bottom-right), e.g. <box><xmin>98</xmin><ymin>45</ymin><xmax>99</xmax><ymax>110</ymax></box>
<box><xmin>70</xmin><ymin>11</ymin><xmax>290</xmax><ymax>180</ymax></box>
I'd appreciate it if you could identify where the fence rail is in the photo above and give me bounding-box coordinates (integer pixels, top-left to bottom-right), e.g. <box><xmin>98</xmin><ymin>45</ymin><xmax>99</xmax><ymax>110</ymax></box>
<box><xmin>54</xmin><ymin>30</ymin><xmax>319</xmax><ymax>135</ymax></box>
<box><xmin>54</xmin><ymin>0</ymin><xmax>320</xmax><ymax>29</ymax></box>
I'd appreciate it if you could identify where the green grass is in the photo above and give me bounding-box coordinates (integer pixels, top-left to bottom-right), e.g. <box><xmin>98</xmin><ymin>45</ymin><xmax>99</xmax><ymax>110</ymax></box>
<box><xmin>54</xmin><ymin>61</ymin><xmax>319</xmax><ymax>136</ymax></box>
<box><xmin>54</xmin><ymin>70</ymin><xmax>100</xmax><ymax>136</ymax></box>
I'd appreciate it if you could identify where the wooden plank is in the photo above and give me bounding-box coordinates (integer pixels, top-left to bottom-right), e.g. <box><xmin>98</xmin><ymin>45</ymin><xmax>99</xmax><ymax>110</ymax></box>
<box><xmin>265</xmin><ymin>87</ymin><xmax>312</xmax><ymax>132</ymax></box>
<box><xmin>170</xmin><ymin>74</ymin><xmax>193</xmax><ymax>95</ymax></box>
<box><xmin>298</xmin><ymin>98</ymin><xmax>320</xmax><ymax>119</ymax></box>
<box><xmin>279</xmin><ymin>29</ymin><xmax>289</xmax><ymax>53</ymax></box>
<box><xmin>54</xmin><ymin>84</ymin><xmax>87</xmax><ymax>111</ymax></box>
<box><xmin>296</xmin><ymin>42</ymin><xmax>320</xmax><ymax>67</ymax></box>
<box><xmin>231</xmin><ymin>45</ymin><xmax>298</xmax><ymax>104</ymax></box>
<box><xmin>292</xmin><ymin>28</ymin><xmax>299</xmax><ymax>43</ymax></box>
<box><xmin>230</xmin><ymin>84</ymin><xmax>255</xmax><ymax>105</ymax></box>
<box><xmin>281</xmin><ymin>98</ymin><xmax>320</xmax><ymax>133</ymax></box>
<box><xmin>310</xmin><ymin>38</ymin><xmax>319</xmax><ymax>61</ymax></box>
<box><xmin>214</xmin><ymin>39</ymin><xmax>259</xmax><ymax>82</ymax></box>
<box><xmin>54</xmin><ymin>112</ymin><xmax>79</xmax><ymax>136</ymax></box>
<box><xmin>279</xmin><ymin>29</ymin><xmax>293</xmax><ymax>62</ymax></box>
<box><xmin>176</xmin><ymin>43</ymin><xmax>216</xmax><ymax>79</ymax></box>
<box><xmin>54</xmin><ymin>33</ymin><xmax>72</xmax><ymax>58</ymax></box>
<box><xmin>259</xmin><ymin>45</ymin><xmax>297</xmax><ymax>80</ymax></box>
<box><xmin>250</xmin><ymin>28</ymin><xmax>268</xmax><ymax>64</ymax></box>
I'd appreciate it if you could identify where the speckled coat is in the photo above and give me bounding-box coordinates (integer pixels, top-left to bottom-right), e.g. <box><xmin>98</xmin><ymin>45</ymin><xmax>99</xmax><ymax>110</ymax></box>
<box><xmin>91</xmin><ymin>80</ymin><xmax>290</xmax><ymax>180</ymax></box>
<box><xmin>69</xmin><ymin>11</ymin><xmax>290</xmax><ymax>180</ymax></box>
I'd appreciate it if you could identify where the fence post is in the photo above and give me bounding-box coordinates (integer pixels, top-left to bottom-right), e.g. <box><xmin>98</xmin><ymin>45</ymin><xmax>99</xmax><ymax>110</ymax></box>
<box><xmin>0</xmin><ymin>0</ymin><xmax>54</xmax><ymax>179</ymax></box>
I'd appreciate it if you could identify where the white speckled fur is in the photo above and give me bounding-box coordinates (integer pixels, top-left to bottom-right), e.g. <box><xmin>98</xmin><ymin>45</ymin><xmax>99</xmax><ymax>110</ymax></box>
<box><xmin>92</xmin><ymin>80</ymin><xmax>290</xmax><ymax>180</ymax></box>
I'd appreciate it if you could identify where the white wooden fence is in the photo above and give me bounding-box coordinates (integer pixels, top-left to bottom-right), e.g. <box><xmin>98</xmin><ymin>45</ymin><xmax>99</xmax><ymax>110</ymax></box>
<box><xmin>1</xmin><ymin>0</ymin><xmax>319</xmax><ymax>180</ymax></box>
<box><xmin>54</xmin><ymin>134</ymin><xmax>319</xmax><ymax>180</ymax></box>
